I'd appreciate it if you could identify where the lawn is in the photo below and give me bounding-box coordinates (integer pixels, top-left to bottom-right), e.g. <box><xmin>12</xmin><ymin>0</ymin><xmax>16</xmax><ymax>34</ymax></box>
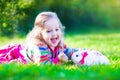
<box><xmin>0</xmin><ymin>28</ymin><xmax>120</xmax><ymax>80</ymax></box>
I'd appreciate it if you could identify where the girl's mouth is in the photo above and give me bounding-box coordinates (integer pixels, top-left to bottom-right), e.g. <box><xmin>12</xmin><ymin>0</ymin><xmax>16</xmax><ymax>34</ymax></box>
<box><xmin>51</xmin><ymin>38</ymin><xmax>58</xmax><ymax>44</ymax></box>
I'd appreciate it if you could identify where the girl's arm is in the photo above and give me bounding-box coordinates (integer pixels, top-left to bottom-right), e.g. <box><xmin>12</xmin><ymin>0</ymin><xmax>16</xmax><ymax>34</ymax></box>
<box><xmin>25</xmin><ymin>44</ymin><xmax>41</xmax><ymax>64</ymax></box>
<box><xmin>60</xmin><ymin>43</ymin><xmax>78</xmax><ymax>60</ymax></box>
<box><xmin>25</xmin><ymin>44</ymin><xmax>53</xmax><ymax>65</ymax></box>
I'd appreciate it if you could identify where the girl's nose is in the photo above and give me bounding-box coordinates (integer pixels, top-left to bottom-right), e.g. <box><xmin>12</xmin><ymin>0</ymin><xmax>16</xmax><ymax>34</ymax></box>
<box><xmin>52</xmin><ymin>31</ymin><xmax>57</xmax><ymax>36</ymax></box>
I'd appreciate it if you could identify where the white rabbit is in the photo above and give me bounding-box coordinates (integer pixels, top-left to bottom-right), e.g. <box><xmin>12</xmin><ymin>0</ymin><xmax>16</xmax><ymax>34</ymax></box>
<box><xmin>71</xmin><ymin>49</ymin><xmax>110</xmax><ymax>66</ymax></box>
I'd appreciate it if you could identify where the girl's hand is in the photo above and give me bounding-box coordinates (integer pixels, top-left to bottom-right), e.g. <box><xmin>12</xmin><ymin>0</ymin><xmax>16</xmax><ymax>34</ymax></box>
<box><xmin>58</xmin><ymin>52</ymin><xmax>68</xmax><ymax>62</ymax></box>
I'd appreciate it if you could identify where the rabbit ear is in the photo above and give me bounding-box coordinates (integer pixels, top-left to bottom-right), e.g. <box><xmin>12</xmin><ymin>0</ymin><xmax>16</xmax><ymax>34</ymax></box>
<box><xmin>74</xmin><ymin>49</ymin><xmax>78</xmax><ymax>52</ymax></box>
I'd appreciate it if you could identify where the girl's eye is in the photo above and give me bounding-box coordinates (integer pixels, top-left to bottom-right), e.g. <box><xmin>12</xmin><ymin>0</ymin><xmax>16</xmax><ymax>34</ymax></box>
<box><xmin>56</xmin><ymin>29</ymin><xmax>59</xmax><ymax>31</ymax></box>
<box><xmin>47</xmin><ymin>30</ymin><xmax>51</xmax><ymax>33</ymax></box>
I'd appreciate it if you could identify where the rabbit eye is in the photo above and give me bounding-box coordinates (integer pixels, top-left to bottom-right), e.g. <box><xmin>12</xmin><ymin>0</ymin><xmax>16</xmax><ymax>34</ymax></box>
<box><xmin>76</xmin><ymin>55</ymin><xmax>79</xmax><ymax>57</ymax></box>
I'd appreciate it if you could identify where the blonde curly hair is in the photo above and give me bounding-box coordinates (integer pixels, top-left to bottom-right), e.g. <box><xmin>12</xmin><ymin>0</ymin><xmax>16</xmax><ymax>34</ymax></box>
<box><xmin>26</xmin><ymin>11</ymin><xmax>65</xmax><ymax>46</ymax></box>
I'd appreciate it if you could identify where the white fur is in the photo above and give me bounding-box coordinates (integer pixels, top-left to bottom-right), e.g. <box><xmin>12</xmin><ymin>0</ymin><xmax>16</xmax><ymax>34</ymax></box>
<box><xmin>71</xmin><ymin>49</ymin><xmax>110</xmax><ymax>66</ymax></box>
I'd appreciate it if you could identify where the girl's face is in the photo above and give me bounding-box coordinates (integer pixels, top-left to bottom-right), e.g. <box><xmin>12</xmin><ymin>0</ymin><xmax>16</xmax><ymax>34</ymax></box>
<box><xmin>41</xmin><ymin>18</ymin><xmax>62</xmax><ymax>49</ymax></box>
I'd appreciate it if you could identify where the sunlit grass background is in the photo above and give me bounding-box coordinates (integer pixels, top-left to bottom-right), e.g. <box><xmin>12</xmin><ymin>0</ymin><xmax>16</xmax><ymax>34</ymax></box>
<box><xmin>0</xmin><ymin>28</ymin><xmax>120</xmax><ymax>80</ymax></box>
<box><xmin>1</xmin><ymin>0</ymin><xmax>120</xmax><ymax>79</ymax></box>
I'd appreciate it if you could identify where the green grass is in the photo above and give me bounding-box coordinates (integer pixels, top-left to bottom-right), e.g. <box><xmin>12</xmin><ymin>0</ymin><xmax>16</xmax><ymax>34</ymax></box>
<box><xmin>0</xmin><ymin>28</ymin><xmax>120</xmax><ymax>80</ymax></box>
<box><xmin>0</xmin><ymin>36</ymin><xmax>25</xmax><ymax>47</ymax></box>
<box><xmin>0</xmin><ymin>63</ymin><xmax>120</xmax><ymax>80</ymax></box>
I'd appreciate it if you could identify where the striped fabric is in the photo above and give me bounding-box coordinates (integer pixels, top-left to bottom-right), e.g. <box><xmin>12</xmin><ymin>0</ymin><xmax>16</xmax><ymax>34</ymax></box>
<box><xmin>25</xmin><ymin>42</ymin><xmax>78</xmax><ymax>65</ymax></box>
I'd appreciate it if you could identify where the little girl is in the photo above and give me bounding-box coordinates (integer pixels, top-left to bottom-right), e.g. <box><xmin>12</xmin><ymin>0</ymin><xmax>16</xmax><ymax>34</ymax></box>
<box><xmin>0</xmin><ymin>11</ymin><xmax>109</xmax><ymax>65</ymax></box>
<box><xmin>24</xmin><ymin>11</ymin><xmax>77</xmax><ymax>65</ymax></box>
